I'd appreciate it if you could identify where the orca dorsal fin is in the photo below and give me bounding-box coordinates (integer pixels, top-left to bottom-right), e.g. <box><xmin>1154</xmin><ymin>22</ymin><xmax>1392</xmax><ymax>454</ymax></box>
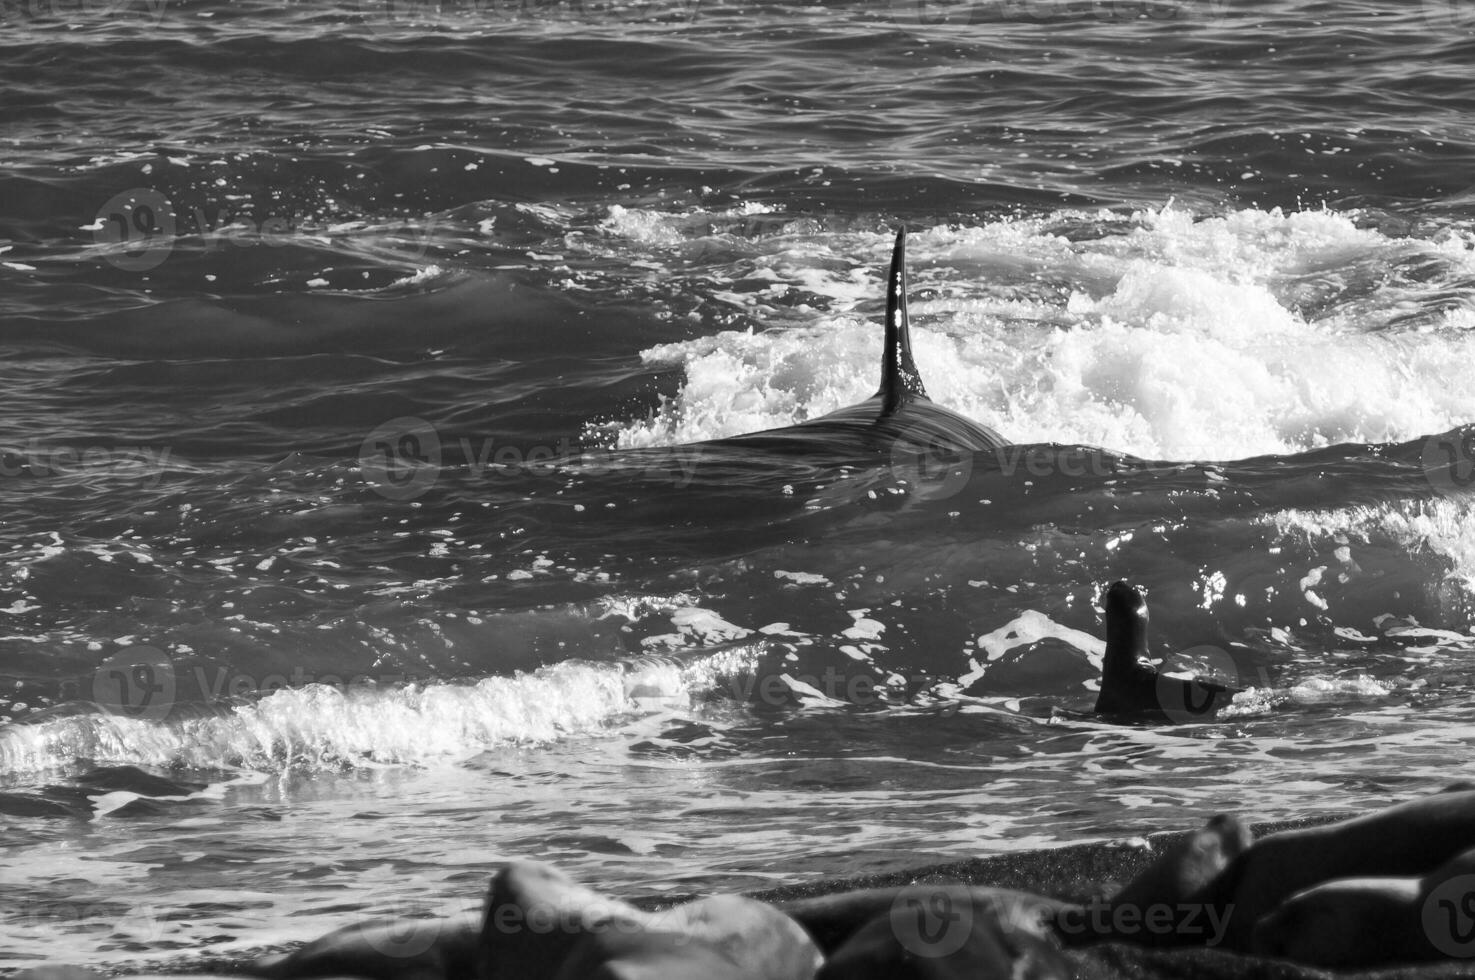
<box><xmin>879</xmin><ymin>227</ymin><xmax>929</xmax><ymax>414</ymax></box>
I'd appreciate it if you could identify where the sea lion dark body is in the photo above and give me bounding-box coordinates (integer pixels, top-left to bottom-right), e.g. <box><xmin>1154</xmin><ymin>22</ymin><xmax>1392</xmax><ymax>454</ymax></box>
<box><xmin>251</xmin><ymin>912</ymin><xmax>480</xmax><ymax>980</ymax></box>
<box><xmin>477</xmin><ymin>861</ymin><xmax>820</xmax><ymax>980</ymax></box>
<box><xmin>1207</xmin><ymin>789</ymin><xmax>1475</xmax><ymax>951</ymax></box>
<box><xmin>776</xmin><ymin>885</ymin><xmax>1069</xmax><ymax>955</ymax></box>
<box><xmin>811</xmin><ymin>889</ymin><xmax>1071</xmax><ymax>980</ymax></box>
<box><xmin>1094</xmin><ymin>581</ymin><xmax>1238</xmax><ymax>721</ymax></box>
<box><xmin>1251</xmin><ymin>844</ymin><xmax>1475</xmax><ymax>967</ymax></box>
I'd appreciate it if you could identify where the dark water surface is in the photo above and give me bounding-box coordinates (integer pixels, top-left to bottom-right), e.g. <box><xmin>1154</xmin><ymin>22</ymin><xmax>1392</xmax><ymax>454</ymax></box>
<box><xmin>4</xmin><ymin>0</ymin><xmax>1475</xmax><ymax>969</ymax></box>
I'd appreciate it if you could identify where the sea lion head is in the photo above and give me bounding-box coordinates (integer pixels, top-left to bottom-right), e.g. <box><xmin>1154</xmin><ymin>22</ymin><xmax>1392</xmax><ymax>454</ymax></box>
<box><xmin>1104</xmin><ymin>580</ymin><xmax>1150</xmax><ymax>664</ymax></box>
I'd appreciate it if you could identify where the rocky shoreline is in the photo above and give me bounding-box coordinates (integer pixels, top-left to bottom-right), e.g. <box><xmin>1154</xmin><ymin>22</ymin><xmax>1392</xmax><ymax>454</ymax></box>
<box><xmin>15</xmin><ymin>798</ymin><xmax>1475</xmax><ymax>980</ymax></box>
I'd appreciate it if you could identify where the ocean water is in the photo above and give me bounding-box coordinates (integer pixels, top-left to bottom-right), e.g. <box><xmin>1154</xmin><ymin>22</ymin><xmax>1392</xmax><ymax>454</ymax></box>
<box><xmin>4</xmin><ymin>0</ymin><xmax>1475</xmax><ymax>970</ymax></box>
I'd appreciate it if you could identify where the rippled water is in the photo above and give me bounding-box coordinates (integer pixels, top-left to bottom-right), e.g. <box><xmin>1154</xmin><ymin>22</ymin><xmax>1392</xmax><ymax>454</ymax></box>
<box><xmin>3</xmin><ymin>0</ymin><xmax>1475</xmax><ymax>971</ymax></box>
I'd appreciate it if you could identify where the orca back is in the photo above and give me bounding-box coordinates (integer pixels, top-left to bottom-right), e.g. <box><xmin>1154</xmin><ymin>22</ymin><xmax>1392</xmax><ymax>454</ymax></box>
<box><xmin>708</xmin><ymin>228</ymin><xmax>1006</xmax><ymax>458</ymax></box>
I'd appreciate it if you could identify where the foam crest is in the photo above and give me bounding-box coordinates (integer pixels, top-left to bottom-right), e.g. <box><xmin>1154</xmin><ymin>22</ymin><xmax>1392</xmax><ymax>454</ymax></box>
<box><xmin>973</xmin><ymin>610</ymin><xmax>1104</xmax><ymax>667</ymax></box>
<box><xmin>0</xmin><ymin>658</ymin><xmax>728</xmax><ymax>776</ymax></box>
<box><xmin>621</xmin><ymin>321</ymin><xmax>881</xmax><ymax>447</ymax></box>
<box><xmin>599</xmin><ymin>201</ymin><xmax>784</xmax><ymax>246</ymax></box>
<box><xmin>1106</xmin><ymin>207</ymin><xmax>1388</xmax><ymax>282</ymax></box>
<box><xmin>601</xmin><ymin>204</ymin><xmax>688</xmax><ymax>245</ymax></box>
<box><xmin>1269</xmin><ymin>497</ymin><xmax>1475</xmax><ymax>590</ymax></box>
<box><xmin>960</xmin><ymin>609</ymin><xmax>1105</xmax><ymax>691</ymax></box>
<box><xmin>613</xmin><ymin>208</ymin><xmax>1475</xmax><ymax>461</ymax></box>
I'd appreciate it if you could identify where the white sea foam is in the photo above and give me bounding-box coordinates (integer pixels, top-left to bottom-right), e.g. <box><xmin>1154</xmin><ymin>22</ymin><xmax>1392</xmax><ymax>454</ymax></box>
<box><xmin>607</xmin><ymin>207</ymin><xmax>1475</xmax><ymax>461</ymax></box>
<box><xmin>0</xmin><ymin>650</ymin><xmax>759</xmax><ymax>776</ymax></box>
<box><xmin>1268</xmin><ymin>497</ymin><xmax>1475</xmax><ymax>590</ymax></box>
<box><xmin>960</xmin><ymin>609</ymin><xmax>1106</xmax><ymax>690</ymax></box>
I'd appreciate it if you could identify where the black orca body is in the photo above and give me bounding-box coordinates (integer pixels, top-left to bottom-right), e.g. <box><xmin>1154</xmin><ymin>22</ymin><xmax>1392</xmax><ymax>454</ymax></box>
<box><xmin>698</xmin><ymin>228</ymin><xmax>1007</xmax><ymax>460</ymax></box>
<box><xmin>1094</xmin><ymin>581</ymin><xmax>1239</xmax><ymax>721</ymax></box>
